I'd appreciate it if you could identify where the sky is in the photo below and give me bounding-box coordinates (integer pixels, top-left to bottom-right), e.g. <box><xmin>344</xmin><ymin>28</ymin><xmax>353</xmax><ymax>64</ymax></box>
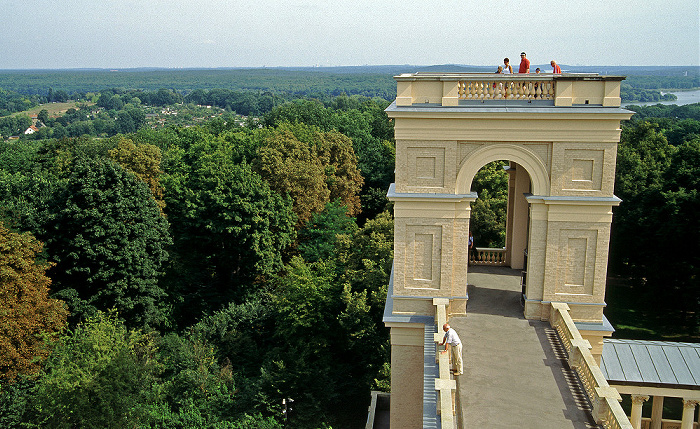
<box><xmin>2</xmin><ymin>0</ymin><xmax>698</xmax><ymax>69</ymax></box>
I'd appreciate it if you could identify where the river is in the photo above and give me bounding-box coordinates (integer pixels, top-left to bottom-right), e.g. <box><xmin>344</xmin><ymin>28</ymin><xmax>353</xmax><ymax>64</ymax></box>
<box><xmin>623</xmin><ymin>88</ymin><xmax>700</xmax><ymax>107</ymax></box>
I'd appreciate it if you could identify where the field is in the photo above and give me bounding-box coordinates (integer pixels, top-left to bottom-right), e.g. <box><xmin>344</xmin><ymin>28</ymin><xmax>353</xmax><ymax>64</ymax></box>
<box><xmin>18</xmin><ymin>101</ymin><xmax>90</xmax><ymax>118</ymax></box>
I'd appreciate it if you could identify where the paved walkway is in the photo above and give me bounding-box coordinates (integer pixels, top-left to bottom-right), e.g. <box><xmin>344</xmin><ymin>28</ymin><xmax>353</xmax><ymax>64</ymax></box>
<box><xmin>451</xmin><ymin>266</ymin><xmax>597</xmax><ymax>429</ymax></box>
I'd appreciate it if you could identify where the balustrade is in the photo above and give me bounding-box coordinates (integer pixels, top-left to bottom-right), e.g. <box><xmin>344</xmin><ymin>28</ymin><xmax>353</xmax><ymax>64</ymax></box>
<box><xmin>549</xmin><ymin>302</ymin><xmax>634</xmax><ymax>429</ymax></box>
<box><xmin>433</xmin><ymin>298</ymin><xmax>457</xmax><ymax>429</ymax></box>
<box><xmin>394</xmin><ymin>72</ymin><xmax>624</xmax><ymax>107</ymax></box>
<box><xmin>458</xmin><ymin>77</ymin><xmax>555</xmax><ymax>101</ymax></box>
<box><xmin>640</xmin><ymin>418</ymin><xmax>700</xmax><ymax>429</ymax></box>
<box><xmin>471</xmin><ymin>247</ymin><xmax>507</xmax><ymax>266</ymax></box>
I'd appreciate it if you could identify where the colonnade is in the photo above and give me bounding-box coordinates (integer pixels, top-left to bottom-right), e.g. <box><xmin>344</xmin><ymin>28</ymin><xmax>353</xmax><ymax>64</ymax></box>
<box><xmin>629</xmin><ymin>395</ymin><xmax>699</xmax><ymax>429</ymax></box>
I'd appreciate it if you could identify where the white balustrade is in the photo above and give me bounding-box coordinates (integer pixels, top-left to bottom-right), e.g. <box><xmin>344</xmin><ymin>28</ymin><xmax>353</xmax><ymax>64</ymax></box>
<box><xmin>550</xmin><ymin>302</ymin><xmax>634</xmax><ymax>429</ymax></box>
<box><xmin>471</xmin><ymin>247</ymin><xmax>507</xmax><ymax>266</ymax></box>
<box><xmin>458</xmin><ymin>76</ymin><xmax>555</xmax><ymax>101</ymax></box>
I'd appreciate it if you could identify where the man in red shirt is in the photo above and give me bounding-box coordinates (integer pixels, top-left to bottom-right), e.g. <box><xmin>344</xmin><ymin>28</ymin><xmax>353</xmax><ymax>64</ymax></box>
<box><xmin>550</xmin><ymin>60</ymin><xmax>562</xmax><ymax>74</ymax></box>
<box><xmin>519</xmin><ymin>52</ymin><xmax>530</xmax><ymax>74</ymax></box>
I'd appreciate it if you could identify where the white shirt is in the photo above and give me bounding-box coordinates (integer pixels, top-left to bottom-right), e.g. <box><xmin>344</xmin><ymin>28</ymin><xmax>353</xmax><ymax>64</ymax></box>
<box><xmin>443</xmin><ymin>328</ymin><xmax>461</xmax><ymax>346</ymax></box>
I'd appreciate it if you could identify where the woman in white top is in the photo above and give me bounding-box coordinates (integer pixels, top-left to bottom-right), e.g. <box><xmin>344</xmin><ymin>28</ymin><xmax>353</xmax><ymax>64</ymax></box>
<box><xmin>502</xmin><ymin>57</ymin><xmax>513</xmax><ymax>74</ymax></box>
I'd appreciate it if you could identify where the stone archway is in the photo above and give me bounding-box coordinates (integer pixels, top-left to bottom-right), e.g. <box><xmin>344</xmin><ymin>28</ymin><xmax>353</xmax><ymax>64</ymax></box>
<box><xmin>382</xmin><ymin>72</ymin><xmax>632</xmax><ymax>429</ymax></box>
<box><xmin>457</xmin><ymin>143</ymin><xmax>547</xmax><ymax>272</ymax></box>
<box><xmin>456</xmin><ymin>143</ymin><xmax>549</xmax><ymax>196</ymax></box>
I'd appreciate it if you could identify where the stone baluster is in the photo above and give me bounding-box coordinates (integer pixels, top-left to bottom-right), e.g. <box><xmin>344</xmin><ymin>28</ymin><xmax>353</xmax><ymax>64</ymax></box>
<box><xmin>546</xmin><ymin>81</ymin><xmax>555</xmax><ymax>99</ymax></box>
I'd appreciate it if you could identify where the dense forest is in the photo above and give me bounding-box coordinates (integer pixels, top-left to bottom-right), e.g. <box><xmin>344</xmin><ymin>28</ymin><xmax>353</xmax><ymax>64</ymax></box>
<box><xmin>606</xmin><ymin>102</ymin><xmax>700</xmax><ymax>340</ymax></box>
<box><xmin>0</xmin><ymin>65</ymin><xmax>698</xmax><ymax>427</ymax></box>
<box><xmin>0</xmin><ymin>65</ymin><xmax>696</xmax><ymax>108</ymax></box>
<box><xmin>0</xmin><ymin>94</ymin><xmax>398</xmax><ymax>428</ymax></box>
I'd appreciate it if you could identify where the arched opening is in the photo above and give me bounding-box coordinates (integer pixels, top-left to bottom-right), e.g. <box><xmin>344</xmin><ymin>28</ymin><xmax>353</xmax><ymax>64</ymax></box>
<box><xmin>469</xmin><ymin>160</ymin><xmax>508</xmax><ymax>252</ymax></box>
<box><xmin>458</xmin><ymin>144</ymin><xmax>543</xmax><ymax>303</ymax></box>
<box><xmin>466</xmin><ymin>159</ymin><xmax>532</xmax><ymax>270</ymax></box>
<box><xmin>456</xmin><ymin>143</ymin><xmax>549</xmax><ymax>196</ymax></box>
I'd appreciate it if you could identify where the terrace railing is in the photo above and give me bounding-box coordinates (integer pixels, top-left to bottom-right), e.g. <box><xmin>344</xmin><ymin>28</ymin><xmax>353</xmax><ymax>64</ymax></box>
<box><xmin>433</xmin><ymin>298</ymin><xmax>458</xmax><ymax>429</ymax></box>
<box><xmin>470</xmin><ymin>247</ymin><xmax>507</xmax><ymax>266</ymax></box>
<box><xmin>395</xmin><ymin>73</ymin><xmax>624</xmax><ymax>107</ymax></box>
<box><xmin>550</xmin><ymin>302</ymin><xmax>633</xmax><ymax>429</ymax></box>
<box><xmin>458</xmin><ymin>77</ymin><xmax>555</xmax><ymax>101</ymax></box>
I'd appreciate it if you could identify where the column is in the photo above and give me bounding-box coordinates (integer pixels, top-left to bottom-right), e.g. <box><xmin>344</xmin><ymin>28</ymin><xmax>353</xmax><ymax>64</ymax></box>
<box><xmin>650</xmin><ymin>396</ymin><xmax>663</xmax><ymax>429</ymax></box>
<box><xmin>630</xmin><ymin>395</ymin><xmax>649</xmax><ymax>429</ymax></box>
<box><xmin>504</xmin><ymin>165</ymin><xmax>516</xmax><ymax>266</ymax></box>
<box><xmin>509</xmin><ymin>163</ymin><xmax>530</xmax><ymax>270</ymax></box>
<box><xmin>681</xmin><ymin>399</ymin><xmax>698</xmax><ymax>429</ymax></box>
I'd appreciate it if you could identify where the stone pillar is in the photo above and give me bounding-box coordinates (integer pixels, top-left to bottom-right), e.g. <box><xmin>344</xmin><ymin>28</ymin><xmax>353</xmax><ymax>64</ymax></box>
<box><xmin>630</xmin><ymin>395</ymin><xmax>649</xmax><ymax>429</ymax></box>
<box><xmin>526</xmin><ymin>195</ymin><xmax>619</xmax><ymax>324</ymax></box>
<box><xmin>509</xmin><ymin>162</ymin><xmax>530</xmax><ymax>270</ymax></box>
<box><xmin>387</xmin><ymin>324</ymin><xmax>425</xmax><ymax>429</ymax></box>
<box><xmin>523</xmin><ymin>200</ymin><xmax>547</xmax><ymax>319</ymax></box>
<box><xmin>681</xmin><ymin>399</ymin><xmax>698</xmax><ymax>429</ymax></box>
<box><xmin>650</xmin><ymin>396</ymin><xmax>664</xmax><ymax>429</ymax></box>
<box><xmin>389</xmin><ymin>186</ymin><xmax>475</xmax><ymax>317</ymax></box>
<box><xmin>504</xmin><ymin>165</ymin><xmax>516</xmax><ymax>266</ymax></box>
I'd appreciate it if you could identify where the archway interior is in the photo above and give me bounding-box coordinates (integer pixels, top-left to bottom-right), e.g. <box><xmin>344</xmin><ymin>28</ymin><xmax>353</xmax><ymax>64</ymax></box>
<box><xmin>469</xmin><ymin>160</ymin><xmax>508</xmax><ymax>249</ymax></box>
<box><xmin>467</xmin><ymin>159</ymin><xmax>532</xmax><ymax>272</ymax></box>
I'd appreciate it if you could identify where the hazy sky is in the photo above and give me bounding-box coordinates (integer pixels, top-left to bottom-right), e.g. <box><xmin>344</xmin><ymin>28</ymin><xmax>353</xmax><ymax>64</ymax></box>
<box><xmin>2</xmin><ymin>0</ymin><xmax>698</xmax><ymax>69</ymax></box>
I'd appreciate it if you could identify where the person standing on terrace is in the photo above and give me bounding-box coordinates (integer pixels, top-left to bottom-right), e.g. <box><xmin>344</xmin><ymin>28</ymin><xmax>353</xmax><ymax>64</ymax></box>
<box><xmin>550</xmin><ymin>60</ymin><xmax>562</xmax><ymax>73</ymax></box>
<box><xmin>439</xmin><ymin>323</ymin><xmax>463</xmax><ymax>376</ymax></box>
<box><xmin>502</xmin><ymin>58</ymin><xmax>513</xmax><ymax>74</ymax></box>
<box><xmin>519</xmin><ymin>52</ymin><xmax>530</xmax><ymax>73</ymax></box>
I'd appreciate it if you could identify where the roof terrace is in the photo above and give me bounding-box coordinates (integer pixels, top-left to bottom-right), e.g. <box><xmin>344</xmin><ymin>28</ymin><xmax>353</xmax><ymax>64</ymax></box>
<box><xmin>394</xmin><ymin>72</ymin><xmax>625</xmax><ymax>107</ymax></box>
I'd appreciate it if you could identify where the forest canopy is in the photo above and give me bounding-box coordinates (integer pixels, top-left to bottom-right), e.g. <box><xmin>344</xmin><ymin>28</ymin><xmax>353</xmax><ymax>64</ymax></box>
<box><xmin>0</xmin><ymin>64</ymin><xmax>697</xmax><ymax>427</ymax></box>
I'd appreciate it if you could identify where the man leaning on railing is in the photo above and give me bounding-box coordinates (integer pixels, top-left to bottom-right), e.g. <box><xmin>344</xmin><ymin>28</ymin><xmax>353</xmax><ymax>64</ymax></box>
<box><xmin>439</xmin><ymin>323</ymin><xmax>463</xmax><ymax>376</ymax></box>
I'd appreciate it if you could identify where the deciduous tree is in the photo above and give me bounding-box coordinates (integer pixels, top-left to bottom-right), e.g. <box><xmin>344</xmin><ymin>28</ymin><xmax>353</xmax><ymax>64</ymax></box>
<box><xmin>27</xmin><ymin>311</ymin><xmax>157</xmax><ymax>428</ymax></box>
<box><xmin>0</xmin><ymin>224</ymin><xmax>67</xmax><ymax>381</ymax></box>
<box><xmin>254</xmin><ymin>126</ymin><xmax>329</xmax><ymax>224</ymax></box>
<box><xmin>108</xmin><ymin>137</ymin><xmax>166</xmax><ymax>213</ymax></box>
<box><xmin>45</xmin><ymin>157</ymin><xmax>171</xmax><ymax>328</ymax></box>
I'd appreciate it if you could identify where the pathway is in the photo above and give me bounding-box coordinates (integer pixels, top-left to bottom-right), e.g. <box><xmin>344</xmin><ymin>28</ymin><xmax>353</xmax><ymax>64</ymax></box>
<box><xmin>451</xmin><ymin>266</ymin><xmax>597</xmax><ymax>429</ymax></box>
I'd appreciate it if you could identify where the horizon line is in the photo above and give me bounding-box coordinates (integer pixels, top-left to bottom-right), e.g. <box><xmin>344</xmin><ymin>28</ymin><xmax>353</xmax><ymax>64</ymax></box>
<box><xmin>0</xmin><ymin>64</ymin><xmax>699</xmax><ymax>72</ymax></box>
